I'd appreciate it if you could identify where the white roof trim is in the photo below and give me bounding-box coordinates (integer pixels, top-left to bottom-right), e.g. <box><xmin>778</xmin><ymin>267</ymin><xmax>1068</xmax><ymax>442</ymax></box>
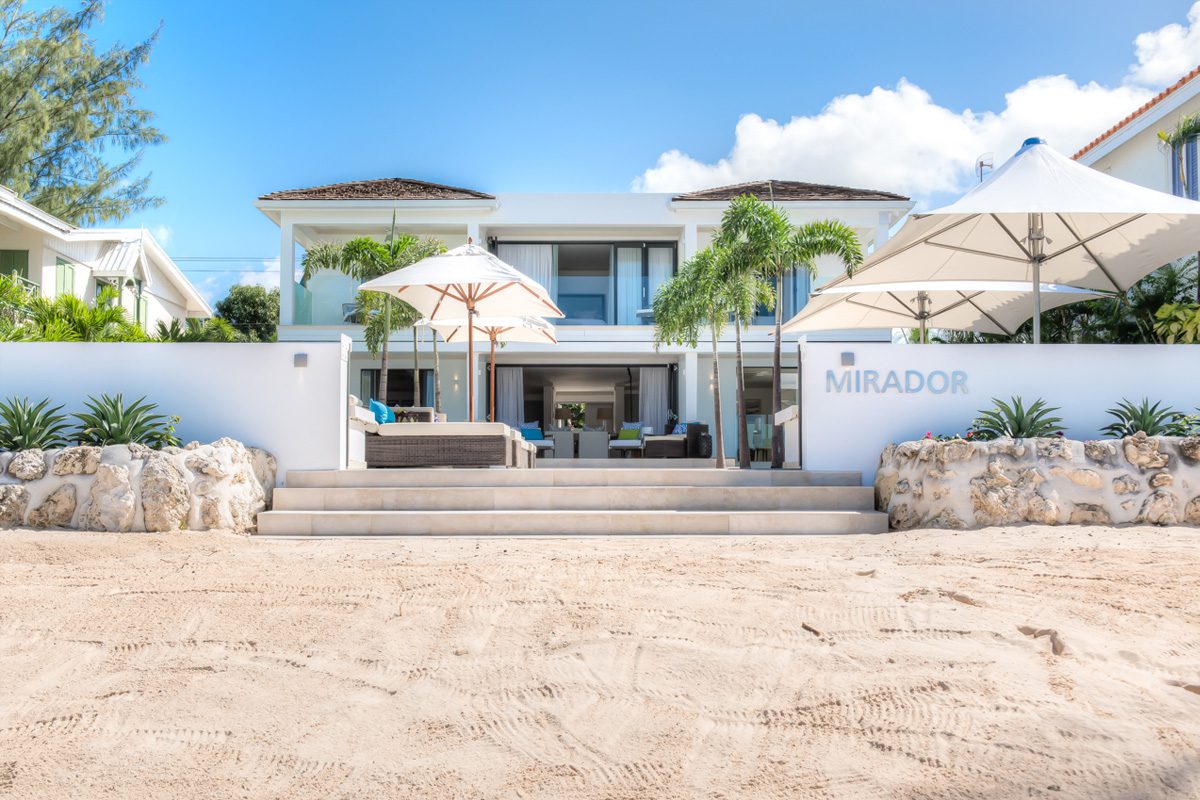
<box><xmin>1077</xmin><ymin>72</ymin><xmax>1200</xmax><ymax>166</ymax></box>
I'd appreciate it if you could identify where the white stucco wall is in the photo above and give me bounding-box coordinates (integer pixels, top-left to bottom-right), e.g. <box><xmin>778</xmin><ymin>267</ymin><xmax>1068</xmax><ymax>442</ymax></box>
<box><xmin>0</xmin><ymin>339</ymin><xmax>350</xmax><ymax>480</ymax></box>
<box><xmin>801</xmin><ymin>343</ymin><xmax>1200</xmax><ymax>483</ymax></box>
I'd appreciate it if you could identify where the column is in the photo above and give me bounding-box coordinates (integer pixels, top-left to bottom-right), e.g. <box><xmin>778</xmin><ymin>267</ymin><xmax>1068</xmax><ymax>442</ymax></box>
<box><xmin>279</xmin><ymin>218</ymin><xmax>295</xmax><ymax>326</ymax></box>
<box><xmin>875</xmin><ymin>211</ymin><xmax>892</xmax><ymax>251</ymax></box>
<box><xmin>466</xmin><ymin>222</ymin><xmax>480</xmax><ymax>247</ymax></box>
<box><xmin>682</xmin><ymin>223</ymin><xmax>698</xmax><ymax>262</ymax></box>
<box><xmin>682</xmin><ymin>351</ymin><xmax>698</xmax><ymax>421</ymax></box>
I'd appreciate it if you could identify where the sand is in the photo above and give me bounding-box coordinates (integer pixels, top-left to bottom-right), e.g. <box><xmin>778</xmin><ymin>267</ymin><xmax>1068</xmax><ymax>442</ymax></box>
<box><xmin>0</xmin><ymin>526</ymin><xmax>1198</xmax><ymax>799</ymax></box>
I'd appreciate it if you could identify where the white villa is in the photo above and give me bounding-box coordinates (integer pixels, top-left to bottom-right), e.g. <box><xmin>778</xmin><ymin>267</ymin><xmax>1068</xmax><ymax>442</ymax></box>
<box><xmin>257</xmin><ymin>178</ymin><xmax>912</xmax><ymax>456</ymax></box>
<box><xmin>1075</xmin><ymin>65</ymin><xmax>1200</xmax><ymax>193</ymax></box>
<box><xmin>0</xmin><ymin>185</ymin><xmax>211</xmax><ymax>326</ymax></box>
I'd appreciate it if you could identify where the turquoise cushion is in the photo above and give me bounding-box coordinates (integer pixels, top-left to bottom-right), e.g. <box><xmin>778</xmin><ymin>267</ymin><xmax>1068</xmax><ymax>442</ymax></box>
<box><xmin>369</xmin><ymin>399</ymin><xmax>395</xmax><ymax>424</ymax></box>
<box><xmin>521</xmin><ymin>428</ymin><xmax>544</xmax><ymax>441</ymax></box>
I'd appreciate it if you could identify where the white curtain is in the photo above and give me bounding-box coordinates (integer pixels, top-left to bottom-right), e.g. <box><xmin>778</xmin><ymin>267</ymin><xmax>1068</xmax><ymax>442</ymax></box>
<box><xmin>638</xmin><ymin>367</ymin><xmax>669</xmax><ymax>435</ymax></box>
<box><xmin>498</xmin><ymin>244</ymin><xmax>554</xmax><ymax>297</ymax></box>
<box><xmin>616</xmin><ymin>246</ymin><xmax>642</xmax><ymax>325</ymax></box>
<box><xmin>647</xmin><ymin>247</ymin><xmax>673</xmax><ymax>319</ymax></box>
<box><xmin>496</xmin><ymin>367</ymin><xmax>524</xmax><ymax>428</ymax></box>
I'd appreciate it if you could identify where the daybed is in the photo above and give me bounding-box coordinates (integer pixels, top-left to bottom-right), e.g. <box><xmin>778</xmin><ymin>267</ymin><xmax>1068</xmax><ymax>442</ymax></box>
<box><xmin>363</xmin><ymin>422</ymin><xmax>535</xmax><ymax>468</ymax></box>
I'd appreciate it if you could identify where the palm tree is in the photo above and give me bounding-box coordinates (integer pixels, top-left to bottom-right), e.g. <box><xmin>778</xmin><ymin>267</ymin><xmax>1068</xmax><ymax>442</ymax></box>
<box><xmin>716</xmin><ymin>196</ymin><xmax>858</xmax><ymax>467</ymax></box>
<box><xmin>154</xmin><ymin>317</ymin><xmax>241</xmax><ymax>342</ymax></box>
<box><xmin>653</xmin><ymin>247</ymin><xmax>733</xmax><ymax>464</ymax></box>
<box><xmin>302</xmin><ymin>226</ymin><xmax>444</xmax><ymax>405</ymax></box>
<box><xmin>1158</xmin><ymin>113</ymin><xmax>1200</xmax><ymax>303</ymax></box>
<box><xmin>22</xmin><ymin>286</ymin><xmax>143</xmax><ymax>341</ymax></box>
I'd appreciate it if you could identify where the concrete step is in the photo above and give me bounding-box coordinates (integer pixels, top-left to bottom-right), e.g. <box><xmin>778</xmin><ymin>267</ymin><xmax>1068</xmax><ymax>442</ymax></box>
<box><xmin>255</xmin><ymin>509</ymin><xmax>889</xmax><ymax>537</ymax></box>
<box><xmin>273</xmin><ymin>485</ymin><xmax>875</xmax><ymax>512</ymax></box>
<box><xmin>284</xmin><ymin>468</ymin><xmax>864</xmax><ymax>489</ymax></box>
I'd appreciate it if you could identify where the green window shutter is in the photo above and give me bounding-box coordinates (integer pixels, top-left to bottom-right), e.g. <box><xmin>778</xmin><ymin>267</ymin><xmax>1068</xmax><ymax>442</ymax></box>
<box><xmin>54</xmin><ymin>259</ymin><xmax>75</xmax><ymax>296</ymax></box>
<box><xmin>137</xmin><ymin>296</ymin><xmax>149</xmax><ymax>326</ymax></box>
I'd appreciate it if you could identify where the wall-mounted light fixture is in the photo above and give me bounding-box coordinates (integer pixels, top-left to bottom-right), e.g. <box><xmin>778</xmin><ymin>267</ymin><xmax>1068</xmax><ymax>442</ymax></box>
<box><xmin>294</xmin><ymin>353</ymin><xmax>308</xmax><ymax>368</ymax></box>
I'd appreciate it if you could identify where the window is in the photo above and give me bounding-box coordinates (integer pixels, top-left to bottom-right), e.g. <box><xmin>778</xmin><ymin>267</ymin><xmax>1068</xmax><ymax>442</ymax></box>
<box><xmin>1170</xmin><ymin>137</ymin><xmax>1199</xmax><ymax>200</ymax></box>
<box><xmin>556</xmin><ymin>244</ymin><xmax>613</xmax><ymax>325</ymax></box>
<box><xmin>1</xmin><ymin>249</ymin><xmax>29</xmax><ymax>280</ymax></box>
<box><xmin>360</xmin><ymin>368</ymin><xmax>435</xmax><ymax>407</ymax></box>
<box><xmin>55</xmin><ymin>258</ymin><xmax>75</xmax><ymax>297</ymax></box>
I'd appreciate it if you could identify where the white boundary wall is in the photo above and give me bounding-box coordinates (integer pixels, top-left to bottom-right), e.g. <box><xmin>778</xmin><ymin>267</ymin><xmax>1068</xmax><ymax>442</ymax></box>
<box><xmin>800</xmin><ymin>343</ymin><xmax>1200</xmax><ymax>483</ymax></box>
<box><xmin>0</xmin><ymin>338</ymin><xmax>350</xmax><ymax>481</ymax></box>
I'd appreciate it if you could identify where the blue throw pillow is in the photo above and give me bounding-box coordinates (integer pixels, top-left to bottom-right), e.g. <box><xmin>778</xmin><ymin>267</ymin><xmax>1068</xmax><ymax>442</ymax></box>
<box><xmin>621</xmin><ymin>420</ymin><xmax>641</xmax><ymax>430</ymax></box>
<box><xmin>369</xmin><ymin>399</ymin><xmax>395</xmax><ymax>424</ymax></box>
<box><xmin>521</xmin><ymin>428</ymin><xmax>544</xmax><ymax>441</ymax></box>
<box><xmin>671</xmin><ymin>422</ymin><xmax>688</xmax><ymax>435</ymax></box>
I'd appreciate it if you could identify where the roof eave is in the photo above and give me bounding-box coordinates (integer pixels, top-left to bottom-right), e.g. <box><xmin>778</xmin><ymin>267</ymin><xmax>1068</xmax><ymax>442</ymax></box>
<box><xmin>1076</xmin><ymin>68</ymin><xmax>1200</xmax><ymax>165</ymax></box>
<box><xmin>254</xmin><ymin>198</ymin><xmax>501</xmax><ymax>213</ymax></box>
<box><xmin>669</xmin><ymin>198</ymin><xmax>914</xmax><ymax>212</ymax></box>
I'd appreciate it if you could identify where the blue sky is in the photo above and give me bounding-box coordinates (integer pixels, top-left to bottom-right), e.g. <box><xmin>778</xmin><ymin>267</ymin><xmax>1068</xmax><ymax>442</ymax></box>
<box><xmin>60</xmin><ymin>1</ymin><xmax>1200</xmax><ymax>303</ymax></box>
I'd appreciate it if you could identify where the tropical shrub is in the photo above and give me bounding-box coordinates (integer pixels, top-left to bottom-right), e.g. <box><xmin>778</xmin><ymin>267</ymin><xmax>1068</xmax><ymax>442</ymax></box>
<box><xmin>1154</xmin><ymin>302</ymin><xmax>1200</xmax><ymax>343</ymax></box>
<box><xmin>1101</xmin><ymin>398</ymin><xmax>1187</xmax><ymax>437</ymax></box>
<box><xmin>0</xmin><ymin>396</ymin><xmax>73</xmax><ymax>450</ymax></box>
<box><xmin>74</xmin><ymin>393</ymin><xmax>180</xmax><ymax>447</ymax></box>
<box><xmin>969</xmin><ymin>396</ymin><xmax>1063</xmax><ymax>440</ymax></box>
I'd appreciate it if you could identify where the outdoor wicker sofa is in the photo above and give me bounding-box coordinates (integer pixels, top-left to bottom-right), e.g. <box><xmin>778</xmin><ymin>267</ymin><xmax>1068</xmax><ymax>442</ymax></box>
<box><xmin>363</xmin><ymin>422</ymin><xmax>535</xmax><ymax>468</ymax></box>
<box><xmin>643</xmin><ymin>423</ymin><xmax>712</xmax><ymax>459</ymax></box>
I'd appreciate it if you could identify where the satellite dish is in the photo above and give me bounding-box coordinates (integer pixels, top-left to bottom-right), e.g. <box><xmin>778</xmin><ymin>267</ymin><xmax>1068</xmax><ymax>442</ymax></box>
<box><xmin>975</xmin><ymin>153</ymin><xmax>994</xmax><ymax>183</ymax></box>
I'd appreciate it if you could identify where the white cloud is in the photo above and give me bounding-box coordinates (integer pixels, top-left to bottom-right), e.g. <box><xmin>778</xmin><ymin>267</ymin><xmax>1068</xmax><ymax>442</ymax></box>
<box><xmin>235</xmin><ymin>259</ymin><xmax>280</xmax><ymax>290</ymax></box>
<box><xmin>635</xmin><ymin>4</ymin><xmax>1200</xmax><ymax>202</ymax></box>
<box><xmin>150</xmin><ymin>224</ymin><xmax>173</xmax><ymax>246</ymax></box>
<box><xmin>1129</xmin><ymin>3</ymin><xmax>1200</xmax><ymax>86</ymax></box>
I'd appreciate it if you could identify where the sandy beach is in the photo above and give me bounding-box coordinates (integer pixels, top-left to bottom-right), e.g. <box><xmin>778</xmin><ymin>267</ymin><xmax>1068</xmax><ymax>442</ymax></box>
<box><xmin>0</xmin><ymin>526</ymin><xmax>1198</xmax><ymax>799</ymax></box>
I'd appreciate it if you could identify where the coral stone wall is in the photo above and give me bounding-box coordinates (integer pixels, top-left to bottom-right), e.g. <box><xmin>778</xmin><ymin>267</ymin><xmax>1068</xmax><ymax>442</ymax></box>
<box><xmin>876</xmin><ymin>432</ymin><xmax>1200</xmax><ymax>529</ymax></box>
<box><xmin>0</xmin><ymin>439</ymin><xmax>276</xmax><ymax>533</ymax></box>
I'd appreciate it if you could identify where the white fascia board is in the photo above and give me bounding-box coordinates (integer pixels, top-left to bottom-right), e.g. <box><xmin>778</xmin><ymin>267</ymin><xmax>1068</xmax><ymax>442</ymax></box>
<box><xmin>138</xmin><ymin>230</ymin><xmax>213</xmax><ymax>316</ymax></box>
<box><xmin>0</xmin><ymin>187</ymin><xmax>75</xmax><ymax>236</ymax></box>
<box><xmin>1078</xmin><ymin>74</ymin><xmax>1200</xmax><ymax>166</ymax></box>
<box><xmin>670</xmin><ymin>198</ymin><xmax>914</xmax><ymax>226</ymax></box>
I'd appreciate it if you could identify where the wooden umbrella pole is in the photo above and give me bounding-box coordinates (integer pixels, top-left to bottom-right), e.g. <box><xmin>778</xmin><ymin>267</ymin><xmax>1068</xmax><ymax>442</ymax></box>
<box><xmin>489</xmin><ymin>333</ymin><xmax>496</xmax><ymax>423</ymax></box>
<box><xmin>467</xmin><ymin>294</ymin><xmax>476</xmax><ymax>422</ymax></box>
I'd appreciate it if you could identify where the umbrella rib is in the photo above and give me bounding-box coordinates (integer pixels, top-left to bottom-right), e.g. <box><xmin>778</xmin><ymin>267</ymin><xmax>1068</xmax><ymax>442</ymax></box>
<box><xmin>820</xmin><ymin>214</ymin><xmax>982</xmax><ymax>287</ymax></box>
<box><xmin>884</xmin><ymin>292</ymin><xmax>919</xmax><ymax>317</ymax></box>
<box><xmin>959</xmin><ymin>292</ymin><xmax>1015</xmax><ymax>336</ymax></box>
<box><xmin>1051</xmin><ymin>213</ymin><xmax>1124</xmax><ymax>291</ymax></box>
<box><xmin>990</xmin><ymin>214</ymin><xmax>1033</xmax><ymax>260</ymax></box>
<box><xmin>1043</xmin><ymin>213</ymin><xmax>1144</xmax><ymax>266</ymax></box>
<box><xmin>928</xmin><ymin>292</ymin><xmax>983</xmax><ymax>319</ymax></box>
<box><xmin>923</xmin><ymin>241</ymin><xmax>1030</xmax><ymax>263</ymax></box>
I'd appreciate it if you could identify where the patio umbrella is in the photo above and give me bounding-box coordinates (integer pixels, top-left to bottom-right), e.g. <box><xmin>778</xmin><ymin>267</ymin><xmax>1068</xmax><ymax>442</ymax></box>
<box><xmin>418</xmin><ymin>316</ymin><xmax>557</xmax><ymax>423</ymax></box>
<box><xmin>359</xmin><ymin>242</ymin><xmax>563</xmax><ymax>421</ymax></box>
<box><xmin>782</xmin><ymin>281</ymin><xmax>1106</xmax><ymax>342</ymax></box>
<box><xmin>829</xmin><ymin>137</ymin><xmax>1200</xmax><ymax>342</ymax></box>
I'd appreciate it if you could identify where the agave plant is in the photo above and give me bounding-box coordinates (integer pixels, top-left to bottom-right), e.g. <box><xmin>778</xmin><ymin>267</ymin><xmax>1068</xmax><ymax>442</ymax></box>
<box><xmin>1101</xmin><ymin>398</ymin><xmax>1187</xmax><ymax>437</ymax></box>
<box><xmin>968</xmin><ymin>396</ymin><xmax>1063</xmax><ymax>440</ymax></box>
<box><xmin>0</xmin><ymin>396</ymin><xmax>73</xmax><ymax>450</ymax></box>
<box><xmin>74</xmin><ymin>393</ymin><xmax>181</xmax><ymax>448</ymax></box>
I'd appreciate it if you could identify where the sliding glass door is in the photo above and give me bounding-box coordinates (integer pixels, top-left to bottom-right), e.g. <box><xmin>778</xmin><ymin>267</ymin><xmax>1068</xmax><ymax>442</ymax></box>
<box><xmin>615</xmin><ymin>244</ymin><xmax>676</xmax><ymax>325</ymax></box>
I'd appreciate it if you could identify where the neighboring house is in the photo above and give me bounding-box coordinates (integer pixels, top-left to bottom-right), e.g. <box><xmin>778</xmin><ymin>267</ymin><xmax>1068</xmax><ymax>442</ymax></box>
<box><xmin>256</xmin><ymin>178</ymin><xmax>912</xmax><ymax>457</ymax></box>
<box><xmin>0</xmin><ymin>185</ymin><xmax>211</xmax><ymax>327</ymax></box>
<box><xmin>1074</xmin><ymin>65</ymin><xmax>1200</xmax><ymax>196</ymax></box>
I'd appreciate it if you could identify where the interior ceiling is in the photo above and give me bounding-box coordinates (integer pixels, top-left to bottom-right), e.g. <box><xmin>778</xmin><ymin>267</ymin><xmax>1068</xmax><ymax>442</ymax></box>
<box><xmin>523</xmin><ymin>365</ymin><xmax>635</xmax><ymax>391</ymax></box>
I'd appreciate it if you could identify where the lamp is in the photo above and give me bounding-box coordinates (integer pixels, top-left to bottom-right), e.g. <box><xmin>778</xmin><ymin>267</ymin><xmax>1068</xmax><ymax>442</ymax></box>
<box><xmin>554</xmin><ymin>407</ymin><xmax>572</xmax><ymax>430</ymax></box>
<box><xmin>595</xmin><ymin>407</ymin><xmax>612</xmax><ymax>432</ymax></box>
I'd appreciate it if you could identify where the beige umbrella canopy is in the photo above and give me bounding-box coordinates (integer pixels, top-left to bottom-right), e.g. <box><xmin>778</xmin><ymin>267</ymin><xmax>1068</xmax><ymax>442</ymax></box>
<box><xmin>783</xmin><ymin>280</ymin><xmax>1106</xmax><ymax>342</ymax></box>
<box><xmin>418</xmin><ymin>316</ymin><xmax>557</xmax><ymax>422</ymax></box>
<box><xmin>835</xmin><ymin>137</ymin><xmax>1200</xmax><ymax>342</ymax></box>
<box><xmin>359</xmin><ymin>242</ymin><xmax>563</xmax><ymax>421</ymax></box>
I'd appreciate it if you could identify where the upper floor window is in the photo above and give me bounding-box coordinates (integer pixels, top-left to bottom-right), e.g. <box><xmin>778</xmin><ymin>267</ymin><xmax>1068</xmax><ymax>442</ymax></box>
<box><xmin>1</xmin><ymin>249</ymin><xmax>29</xmax><ymax>280</ymax></box>
<box><xmin>1170</xmin><ymin>137</ymin><xmax>1199</xmax><ymax>200</ymax></box>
